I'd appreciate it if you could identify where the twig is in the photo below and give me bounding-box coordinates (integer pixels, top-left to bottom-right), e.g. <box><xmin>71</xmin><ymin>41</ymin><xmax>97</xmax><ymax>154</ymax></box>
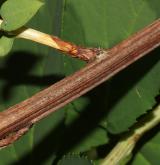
<box><xmin>0</xmin><ymin>19</ymin><xmax>98</xmax><ymax>61</ymax></box>
<box><xmin>0</xmin><ymin>18</ymin><xmax>160</xmax><ymax>148</ymax></box>
<box><xmin>100</xmin><ymin>104</ymin><xmax>160</xmax><ymax>165</ymax></box>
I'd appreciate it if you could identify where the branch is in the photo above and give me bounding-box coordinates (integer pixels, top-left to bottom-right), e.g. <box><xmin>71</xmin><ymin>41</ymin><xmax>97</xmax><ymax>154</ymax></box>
<box><xmin>100</xmin><ymin>104</ymin><xmax>160</xmax><ymax>165</ymax></box>
<box><xmin>1</xmin><ymin>18</ymin><xmax>160</xmax><ymax>148</ymax></box>
<box><xmin>0</xmin><ymin>19</ymin><xmax>98</xmax><ymax>61</ymax></box>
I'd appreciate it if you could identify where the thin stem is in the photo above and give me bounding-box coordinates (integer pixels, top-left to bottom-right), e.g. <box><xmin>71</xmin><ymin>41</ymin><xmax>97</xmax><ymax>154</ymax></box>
<box><xmin>0</xmin><ymin>19</ymin><xmax>98</xmax><ymax>61</ymax></box>
<box><xmin>0</xmin><ymin>18</ymin><xmax>160</xmax><ymax>147</ymax></box>
<box><xmin>100</xmin><ymin>104</ymin><xmax>160</xmax><ymax>165</ymax></box>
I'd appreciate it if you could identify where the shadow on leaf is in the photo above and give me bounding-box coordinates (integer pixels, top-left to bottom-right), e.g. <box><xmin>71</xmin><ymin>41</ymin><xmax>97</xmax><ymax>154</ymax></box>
<box><xmin>0</xmin><ymin>51</ymin><xmax>63</xmax><ymax>101</ymax></box>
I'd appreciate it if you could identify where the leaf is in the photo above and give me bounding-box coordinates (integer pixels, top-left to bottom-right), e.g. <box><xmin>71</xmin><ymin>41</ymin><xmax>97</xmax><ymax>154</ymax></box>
<box><xmin>61</xmin><ymin>0</ymin><xmax>160</xmax><ymax>134</ymax></box>
<box><xmin>0</xmin><ymin>0</ymin><xmax>160</xmax><ymax>165</ymax></box>
<box><xmin>131</xmin><ymin>154</ymin><xmax>151</xmax><ymax>165</ymax></box>
<box><xmin>107</xmin><ymin>52</ymin><xmax>160</xmax><ymax>133</ymax></box>
<box><xmin>64</xmin><ymin>100</ymin><xmax>108</xmax><ymax>152</ymax></box>
<box><xmin>131</xmin><ymin>129</ymin><xmax>160</xmax><ymax>165</ymax></box>
<box><xmin>0</xmin><ymin>0</ymin><xmax>65</xmax><ymax>165</ymax></box>
<box><xmin>105</xmin><ymin>1</ymin><xmax>160</xmax><ymax>134</ymax></box>
<box><xmin>61</xmin><ymin>1</ymin><xmax>160</xmax><ymax>164</ymax></box>
<box><xmin>58</xmin><ymin>155</ymin><xmax>93</xmax><ymax>165</ymax></box>
<box><xmin>0</xmin><ymin>0</ymin><xmax>43</xmax><ymax>31</ymax></box>
<box><xmin>0</xmin><ymin>36</ymin><xmax>14</xmax><ymax>57</ymax></box>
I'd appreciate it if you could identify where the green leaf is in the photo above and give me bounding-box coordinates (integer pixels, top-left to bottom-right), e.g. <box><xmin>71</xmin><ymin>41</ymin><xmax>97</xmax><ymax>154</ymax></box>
<box><xmin>131</xmin><ymin>130</ymin><xmax>160</xmax><ymax>165</ymax></box>
<box><xmin>0</xmin><ymin>0</ymin><xmax>65</xmax><ymax>164</ymax></box>
<box><xmin>105</xmin><ymin>1</ymin><xmax>160</xmax><ymax>133</ymax></box>
<box><xmin>0</xmin><ymin>0</ymin><xmax>160</xmax><ymax>164</ymax></box>
<box><xmin>0</xmin><ymin>36</ymin><xmax>14</xmax><ymax>57</ymax></box>
<box><xmin>64</xmin><ymin>101</ymin><xmax>108</xmax><ymax>152</ymax></box>
<box><xmin>61</xmin><ymin>0</ymin><xmax>160</xmax><ymax>134</ymax></box>
<box><xmin>131</xmin><ymin>154</ymin><xmax>151</xmax><ymax>165</ymax></box>
<box><xmin>61</xmin><ymin>1</ymin><xmax>160</xmax><ymax>164</ymax></box>
<box><xmin>58</xmin><ymin>155</ymin><xmax>93</xmax><ymax>165</ymax></box>
<box><xmin>106</xmin><ymin>53</ymin><xmax>160</xmax><ymax>133</ymax></box>
<box><xmin>0</xmin><ymin>0</ymin><xmax>43</xmax><ymax>31</ymax></box>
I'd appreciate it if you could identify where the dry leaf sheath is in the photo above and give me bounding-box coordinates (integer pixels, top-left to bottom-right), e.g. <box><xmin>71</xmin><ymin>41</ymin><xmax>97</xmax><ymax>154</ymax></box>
<box><xmin>0</xmin><ymin>19</ymin><xmax>98</xmax><ymax>61</ymax></box>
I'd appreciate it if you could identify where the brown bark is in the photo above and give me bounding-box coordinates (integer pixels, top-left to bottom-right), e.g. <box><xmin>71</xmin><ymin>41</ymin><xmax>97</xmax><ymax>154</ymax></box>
<box><xmin>0</xmin><ymin>19</ymin><xmax>160</xmax><ymax>147</ymax></box>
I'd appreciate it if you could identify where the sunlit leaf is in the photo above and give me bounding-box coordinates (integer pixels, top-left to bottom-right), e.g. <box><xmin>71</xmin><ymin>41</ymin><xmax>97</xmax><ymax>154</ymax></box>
<box><xmin>0</xmin><ymin>0</ymin><xmax>43</xmax><ymax>31</ymax></box>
